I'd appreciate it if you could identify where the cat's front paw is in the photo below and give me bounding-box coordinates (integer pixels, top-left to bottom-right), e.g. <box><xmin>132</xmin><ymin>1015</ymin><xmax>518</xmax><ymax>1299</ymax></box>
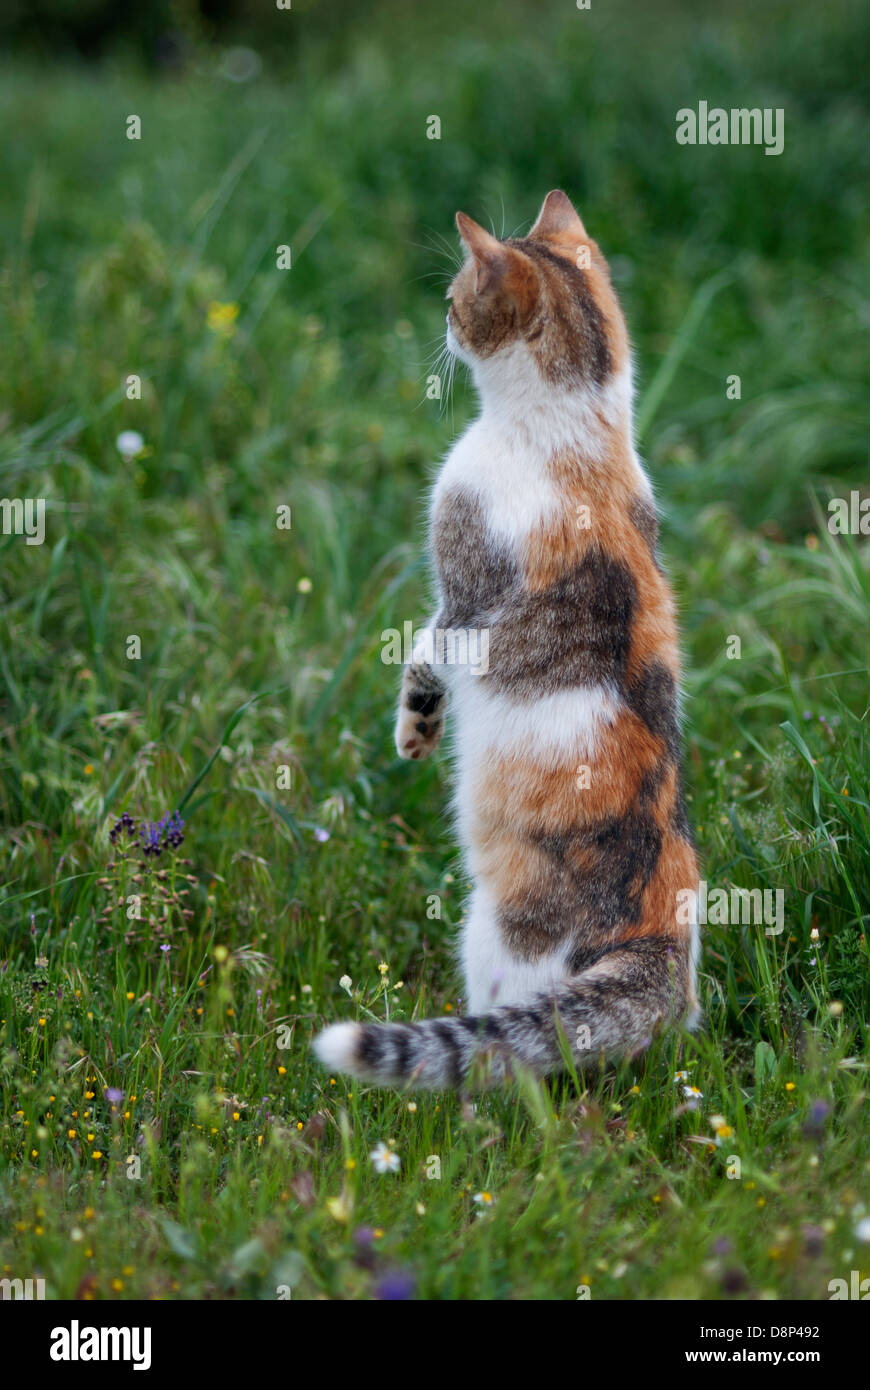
<box><xmin>395</xmin><ymin>704</ymin><xmax>445</xmax><ymax>760</ymax></box>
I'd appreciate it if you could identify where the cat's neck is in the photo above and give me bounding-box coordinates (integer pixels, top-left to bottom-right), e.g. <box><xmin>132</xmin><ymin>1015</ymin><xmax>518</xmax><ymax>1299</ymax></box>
<box><xmin>468</xmin><ymin>341</ymin><xmax>635</xmax><ymax>467</ymax></box>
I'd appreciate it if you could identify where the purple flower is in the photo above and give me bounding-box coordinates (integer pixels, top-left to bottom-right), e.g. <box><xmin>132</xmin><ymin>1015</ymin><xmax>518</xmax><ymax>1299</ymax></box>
<box><xmin>313</xmin><ymin>826</ymin><xmax>330</xmax><ymax>843</ymax></box>
<box><xmin>374</xmin><ymin>1269</ymin><xmax>415</xmax><ymax>1301</ymax></box>
<box><xmin>140</xmin><ymin>821</ymin><xmax>163</xmax><ymax>858</ymax></box>
<box><xmin>104</xmin><ymin>1087</ymin><xmax>124</xmax><ymax>1105</ymax></box>
<box><xmin>802</xmin><ymin>1099</ymin><xmax>831</xmax><ymax>1138</ymax></box>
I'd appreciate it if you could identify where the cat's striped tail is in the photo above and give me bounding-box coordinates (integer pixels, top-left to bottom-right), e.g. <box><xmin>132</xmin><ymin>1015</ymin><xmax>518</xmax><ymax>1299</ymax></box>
<box><xmin>312</xmin><ymin>937</ymin><xmax>698</xmax><ymax>1089</ymax></box>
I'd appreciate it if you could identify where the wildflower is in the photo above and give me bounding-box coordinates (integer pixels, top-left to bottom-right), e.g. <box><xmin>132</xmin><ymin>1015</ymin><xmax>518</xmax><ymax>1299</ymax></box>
<box><xmin>375</xmin><ymin>1269</ymin><xmax>415</xmax><ymax>1300</ymax></box>
<box><xmin>313</xmin><ymin>826</ymin><xmax>330</xmax><ymax>843</ymax></box>
<box><xmin>370</xmin><ymin>1141</ymin><xmax>400</xmax><ymax>1174</ymax></box>
<box><xmin>207</xmin><ymin>301</ymin><xmax>239</xmax><ymax>336</ymax></box>
<box><xmin>325</xmin><ymin>1194</ymin><xmax>351</xmax><ymax>1223</ymax></box>
<box><xmin>297</xmin><ymin>577</ymin><xmax>312</xmax><ymax>594</ymax></box>
<box><xmin>683</xmin><ymin>1085</ymin><xmax>703</xmax><ymax>1100</ymax></box>
<box><xmin>339</xmin><ymin>974</ymin><xmax>353</xmax><ymax>996</ymax></box>
<box><xmin>139</xmin><ymin>821</ymin><xmax>163</xmax><ymax>858</ymax></box>
<box><xmin>378</xmin><ymin>962</ymin><xmax>389</xmax><ymax>977</ymax></box>
<box><xmin>785</xmin><ymin>1082</ymin><xmax>796</xmax><ymax>1092</ymax></box>
<box><xmin>104</xmin><ymin>1088</ymin><xmax>124</xmax><ymax>1106</ymax></box>
<box><xmin>473</xmin><ymin>1191</ymin><xmax>495</xmax><ymax>1208</ymax></box>
<box><xmin>116</xmin><ymin>431</ymin><xmax>145</xmax><ymax>462</ymax></box>
<box><xmin>802</xmin><ymin>1099</ymin><xmax>831</xmax><ymax>1138</ymax></box>
<box><xmin>674</xmin><ymin>1070</ymin><xmax>690</xmax><ymax>1082</ymax></box>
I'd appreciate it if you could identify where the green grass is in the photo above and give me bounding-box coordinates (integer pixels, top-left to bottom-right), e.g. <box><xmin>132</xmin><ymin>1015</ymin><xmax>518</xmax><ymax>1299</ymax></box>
<box><xmin>1</xmin><ymin>0</ymin><xmax>869</xmax><ymax>1300</ymax></box>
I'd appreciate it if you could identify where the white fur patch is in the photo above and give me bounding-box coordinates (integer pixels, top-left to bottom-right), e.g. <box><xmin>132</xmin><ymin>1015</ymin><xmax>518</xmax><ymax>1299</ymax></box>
<box><xmin>312</xmin><ymin>1022</ymin><xmax>362</xmax><ymax>1071</ymax></box>
<box><xmin>461</xmin><ymin>884</ymin><xmax>573</xmax><ymax>1012</ymax></box>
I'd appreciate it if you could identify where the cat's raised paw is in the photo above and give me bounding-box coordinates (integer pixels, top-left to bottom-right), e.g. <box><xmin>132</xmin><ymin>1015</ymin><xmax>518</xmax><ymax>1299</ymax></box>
<box><xmin>395</xmin><ymin>709</ymin><xmax>443</xmax><ymax>760</ymax></box>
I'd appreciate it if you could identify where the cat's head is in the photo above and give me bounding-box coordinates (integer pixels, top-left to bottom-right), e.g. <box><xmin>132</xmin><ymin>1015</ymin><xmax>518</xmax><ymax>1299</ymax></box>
<box><xmin>446</xmin><ymin>190</ymin><xmax>628</xmax><ymax>394</ymax></box>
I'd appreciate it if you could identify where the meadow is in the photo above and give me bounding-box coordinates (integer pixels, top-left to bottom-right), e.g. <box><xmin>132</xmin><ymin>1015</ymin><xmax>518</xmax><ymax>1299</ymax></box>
<box><xmin>0</xmin><ymin>0</ymin><xmax>868</xmax><ymax>1300</ymax></box>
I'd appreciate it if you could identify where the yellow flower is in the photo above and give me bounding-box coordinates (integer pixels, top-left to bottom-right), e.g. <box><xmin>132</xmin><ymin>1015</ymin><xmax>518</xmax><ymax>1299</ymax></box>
<box><xmin>785</xmin><ymin>1082</ymin><xmax>796</xmax><ymax>1092</ymax></box>
<box><xmin>278</xmin><ymin>1065</ymin><xmax>286</xmax><ymax>1075</ymax></box>
<box><xmin>326</xmin><ymin>1195</ymin><xmax>351</xmax><ymax>1223</ymax></box>
<box><xmin>92</xmin><ymin>1150</ymin><xmax>103</xmax><ymax>1160</ymax></box>
<box><xmin>207</xmin><ymin>301</ymin><xmax>240</xmax><ymax>337</ymax></box>
<box><xmin>111</xmin><ymin>1278</ymin><xmax>124</xmax><ymax>1291</ymax></box>
<box><xmin>84</xmin><ymin>764</ymin><xmax>94</xmax><ymax>776</ymax></box>
<box><xmin>126</xmin><ymin>992</ymin><xmax>135</xmax><ymax>1002</ymax></box>
<box><xmin>68</xmin><ymin>1129</ymin><xmax>76</xmax><ymax>1139</ymax></box>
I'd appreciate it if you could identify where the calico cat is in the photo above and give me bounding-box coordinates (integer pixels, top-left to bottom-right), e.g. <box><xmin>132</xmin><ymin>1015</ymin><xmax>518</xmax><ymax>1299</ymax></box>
<box><xmin>313</xmin><ymin>190</ymin><xmax>701</xmax><ymax>1088</ymax></box>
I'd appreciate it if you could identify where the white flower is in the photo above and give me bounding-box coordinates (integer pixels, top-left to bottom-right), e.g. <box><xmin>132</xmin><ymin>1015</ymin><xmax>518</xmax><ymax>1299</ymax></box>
<box><xmin>674</xmin><ymin>1070</ymin><xmax>690</xmax><ymax>1082</ymax></box>
<box><xmin>370</xmin><ymin>1141</ymin><xmax>400</xmax><ymax>1174</ymax></box>
<box><xmin>473</xmin><ymin>1190</ymin><xmax>495</xmax><ymax>1207</ymax></box>
<box><xmin>116</xmin><ymin>430</ymin><xmax>144</xmax><ymax>462</ymax></box>
<box><xmin>856</xmin><ymin>1217</ymin><xmax>870</xmax><ymax>1243</ymax></box>
<box><xmin>683</xmin><ymin>1085</ymin><xmax>703</xmax><ymax>1100</ymax></box>
<box><xmin>339</xmin><ymin>974</ymin><xmax>353</xmax><ymax>996</ymax></box>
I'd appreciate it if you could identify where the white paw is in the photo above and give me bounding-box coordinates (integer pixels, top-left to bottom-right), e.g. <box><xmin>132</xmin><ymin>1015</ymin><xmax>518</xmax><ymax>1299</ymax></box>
<box><xmin>395</xmin><ymin>708</ymin><xmax>443</xmax><ymax>761</ymax></box>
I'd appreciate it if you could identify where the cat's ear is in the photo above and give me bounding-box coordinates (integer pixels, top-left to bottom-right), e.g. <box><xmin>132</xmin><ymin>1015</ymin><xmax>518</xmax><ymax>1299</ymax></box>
<box><xmin>529</xmin><ymin>189</ymin><xmax>587</xmax><ymax>241</ymax></box>
<box><xmin>455</xmin><ymin>212</ymin><xmax>518</xmax><ymax>295</ymax></box>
